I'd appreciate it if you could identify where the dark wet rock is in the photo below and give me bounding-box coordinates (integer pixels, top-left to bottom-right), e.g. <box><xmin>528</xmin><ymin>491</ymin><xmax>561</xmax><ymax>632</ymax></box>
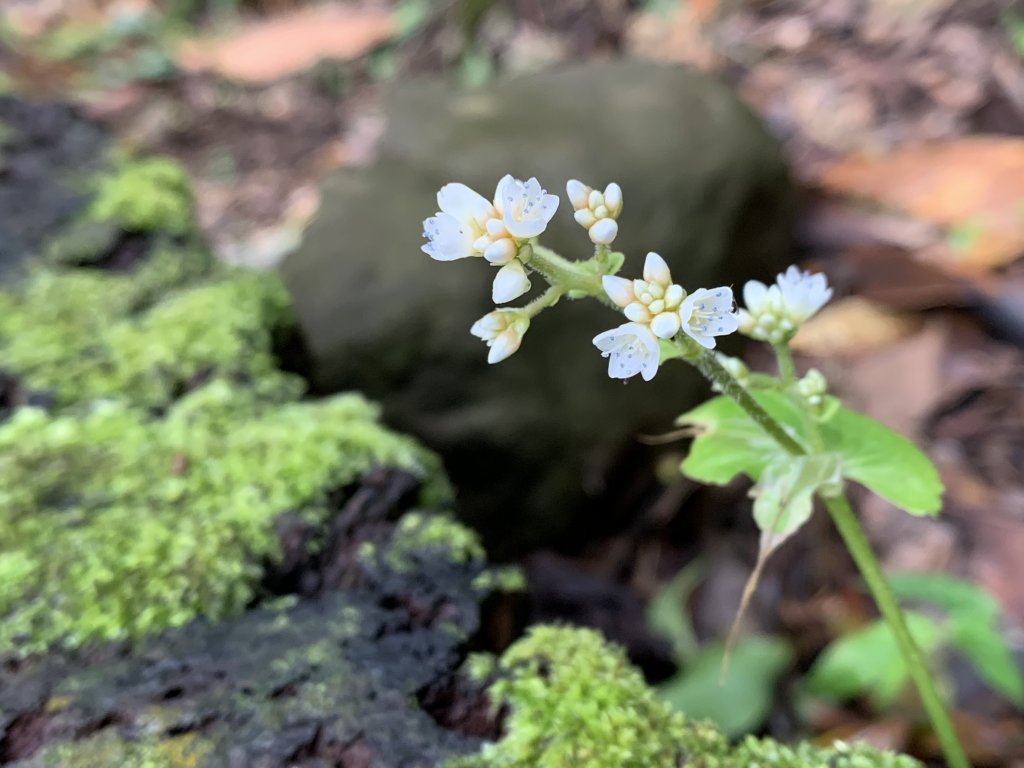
<box><xmin>280</xmin><ymin>60</ymin><xmax>795</xmax><ymax>556</ymax></box>
<box><xmin>0</xmin><ymin>97</ymin><xmax>109</xmax><ymax>278</ymax></box>
<box><xmin>0</xmin><ymin>470</ymin><xmax>500</xmax><ymax>768</ymax></box>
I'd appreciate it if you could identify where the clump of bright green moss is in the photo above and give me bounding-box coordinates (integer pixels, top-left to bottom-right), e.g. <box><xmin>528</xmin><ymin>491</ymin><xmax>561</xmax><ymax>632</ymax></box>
<box><xmin>0</xmin><ymin>260</ymin><xmax>294</xmax><ymax>409</ymax></box>
<box><xmin>0</xmin><ymin>381</ymin><xmax>446</xmax><ymax>655</ymax></box>
<box><xmin>86</xmin><ymin>155</ymin><xmax>194</xmax><ymax>235</ymax></box>
<box><xmin>451</xmin><ymin>626</ymin><xmax>923</xmax><ymax>768</ymax></box>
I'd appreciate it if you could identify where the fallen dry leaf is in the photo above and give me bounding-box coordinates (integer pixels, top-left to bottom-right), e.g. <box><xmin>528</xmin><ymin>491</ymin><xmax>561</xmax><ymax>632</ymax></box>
<box><xmin>819</xmin><ymin>137</ymin><xmax>1024</xmax><ymax>272</ymax></box>
<box><xmin>176</xmin><ymin>3</ymin><xmax>393</xmax><ymax>84</ymax></box>
<box><xmin>789</xmin><ymin>296</ymin><xmax>919</xmax><ymax>357</ymax></box>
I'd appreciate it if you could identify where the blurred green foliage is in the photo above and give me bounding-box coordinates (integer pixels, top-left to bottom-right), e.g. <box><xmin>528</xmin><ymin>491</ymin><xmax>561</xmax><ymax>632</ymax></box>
<box><xmin>451</xmin><ymin>625</ymin><xmax>921</xmax><ymax>768</ymax></box>
<box><xmin>807</xmin><ymin>573</ymin><xmax>1024</xmax><ymax>709</ymax></box>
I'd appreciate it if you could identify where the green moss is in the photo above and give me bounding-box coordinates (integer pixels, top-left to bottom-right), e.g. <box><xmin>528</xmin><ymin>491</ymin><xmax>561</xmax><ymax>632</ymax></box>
<box><xmin>87</xmin><ymin>156</ymin><xmax>194</xmax><ymax>235</ymax></box>
<box><xmin>379</xmin><ymin>512</ymin><xmax>487</xmax><ymax>572</ymax></box>
<box><xmin>18</xmin><ymin>730</ymin><xmax>214</xmax><ymax>768</ymax></box>
<box><xmin>0</xmin><ymin>382</ymin><xmax>446</xmax><ymax>655</ymax></box>
<box><xmin>450</xmin><ymin>626</ymin><xmax>923</xmax><ymax>768</ymax></box>
<box><xmin>0</xmin><ymin>259</ymin><xmax>295</xmax><ymax>410</ymax></box>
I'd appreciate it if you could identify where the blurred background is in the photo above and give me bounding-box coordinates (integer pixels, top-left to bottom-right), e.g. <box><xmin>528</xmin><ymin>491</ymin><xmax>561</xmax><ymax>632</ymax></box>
<box><xmin>1</xmin><ymin>0</ymin><xmax>1024</xmax><ymax>765</ymax></box>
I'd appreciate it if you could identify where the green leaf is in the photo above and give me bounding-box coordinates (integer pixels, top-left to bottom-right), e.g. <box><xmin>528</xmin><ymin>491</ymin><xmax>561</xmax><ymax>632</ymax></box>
<box><xmin>820</xmin><ymin>407</ymin><xmax>942</xmax><ymax>516</ymax></box>
<box><xmin>645</xmin><ymin>562</ymin><xmax>704</xmax><ymax>665</ymax></box>
<box><xmin>753</xmin><ymin>454</ymin><xmax>840</xmax><ymax>547</ymax></box>
<box><xmin>806</xmin><ymin>612</ymin><xmax>943</xmax><ymax>707</ymax></box>
<box><xmin>889</xmin><ymin>572</ymin><xmax>999</xmax><ymax>622</ymax></box>
<box><xmin>949</xmin><ymin>616</ymin><xmax>1024</xmax><ymax>707</ymax></box>
<box><xmin>676</xmin><ymin>392</ymin><xmax>805</xmax><ymax>486</ymax></box>
<box><xmin>889</xmin><ymin>572</ymin><xmax>1024</xmax><ymax>706</ymax></box>
<box><xmin>657</xmin><ymin>636</ymin><xmax>792</xmax><ymax>738</ymax></box>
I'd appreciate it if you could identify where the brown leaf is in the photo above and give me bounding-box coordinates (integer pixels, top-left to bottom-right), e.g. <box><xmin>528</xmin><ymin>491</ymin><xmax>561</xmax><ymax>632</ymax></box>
<box><xmin>176</xmin><ymin>3</ymin><xmax>393</xmax><ymax>84</ymax></box>
<box><xmin>819</xmin><ymin>137</ymin><xmax>1024</xmax><ymax>272</ymax></box>
<box><xmin>789</xmin><ymin>296</ymin><xmax>919</xmax><ymax>357</ymax></box>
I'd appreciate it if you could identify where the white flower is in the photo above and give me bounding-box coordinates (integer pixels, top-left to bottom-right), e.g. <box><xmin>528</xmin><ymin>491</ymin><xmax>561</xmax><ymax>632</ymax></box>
<box><xmin>593</xmin><ymin>321</ymin><xmax>663</xmax><ymax>382</ymax></box>
<box><xmin>421</xmin><ymin>183</ymin><xmax>495</xmax><ymax>261</ymax></box>
<box><xmin>592</xmin><ymin>322</ymin><xmax>660</xmax><ymax>381</ymax></box>
<box><xmin>737</xmin><ymin>266</ymin><xmax>832</xmax><ymax>343</ymax></box>
<box><xmin>601</xmin><ymin>252</ymin><xmax>685</xmax><ymax>340</ymax></box>
<box><xmin>566</xmin><ymin>179</ymin><xmax>623</xmax><ymax>245</ymax></box>
<box><xmin>492</xmin><ymin>259</ymin><xmax>531</xmax><ymax>303</ymax></box>
<box><xmin>497</xmin><ymin>175</ymin><xmax>559</xmax><ymax>240</ymax></box>
<box><xmin>471</xmin><ymin>309</ymin><xmax>529</xmax><ymax>364</ymax></box>
<box><xmin>679</xmin><ymin>286</ymin><xmax>739</xmax><ymax>349</ymax></box>
<box><xmin>422</xmin><ymin>175</ymin><xmax>557</xmax><ymax>268</ymax></box>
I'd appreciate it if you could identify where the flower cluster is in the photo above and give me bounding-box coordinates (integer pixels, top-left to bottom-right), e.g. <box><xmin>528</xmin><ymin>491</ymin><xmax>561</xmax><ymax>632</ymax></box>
<box><xmin>421</xmin><ymin>176</ymin><xmax>740</xmax><ymax>380</ymax></box>
<box><xmin>422</xmin><ymin>175</ymin><xmax>559</xmax><ymax>303</ymax></box>
<box><xmin>737</xmin><ymin>266</ymin><xmax>832</xmax><ymax>344</ymax></box>
<box><xmin>594</xmin><ymin>252</ymin><xmax>737</xmax><ymax>382</ymax></box>
<box><xmin>566</xmin><ymin>179</ymin><xmax>622</xmax><ymax>245</ymax></box>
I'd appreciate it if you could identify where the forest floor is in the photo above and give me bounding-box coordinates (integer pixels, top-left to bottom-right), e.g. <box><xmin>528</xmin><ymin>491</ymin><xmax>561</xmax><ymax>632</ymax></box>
<box><xmin>2</xmin><ymin>1</ymin><xmax>1024</xmax><ymax>764</ymax></box>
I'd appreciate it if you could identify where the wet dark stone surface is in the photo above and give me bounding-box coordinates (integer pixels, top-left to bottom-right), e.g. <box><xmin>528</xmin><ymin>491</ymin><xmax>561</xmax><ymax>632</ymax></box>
<box><xmin>0</xmin><ymin>97</ymin><xmax>109</xmax><ymax>278</ymax></box>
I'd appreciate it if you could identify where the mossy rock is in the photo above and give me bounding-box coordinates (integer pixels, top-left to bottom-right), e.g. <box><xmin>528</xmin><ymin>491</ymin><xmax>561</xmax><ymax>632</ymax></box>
<box><xmin>1</xmin><ymin>479</ymin><xmax>506</xmax><ymax>766</ymax></box>
<box><xmin>280</xmin><ymin>60</ymin><xmax>795</xmax><ymax>556</ymax></box>
<box><xmin>451</xmin><ymin>626</ymin><xmax>923</xmax><ymax>768</ymax></box>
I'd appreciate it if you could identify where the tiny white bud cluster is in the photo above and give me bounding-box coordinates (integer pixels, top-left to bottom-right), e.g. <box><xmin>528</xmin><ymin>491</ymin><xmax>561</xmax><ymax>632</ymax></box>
<box><xmin>566</xmin><ymin>179</ymin><xmax>623</xmax><ymax>245</ymax></box>
<box><xmin>594</xmin><ymin>252</ymin><xmax>738</xmax><ymax>381</ymax></box>
<box><xmin>470</xmin><ymin>310</ymin><xmax>530</xmax><ymax>365</ymax></box>
<box><xmin>796</xmin><ymin>368</ymin><xmax>827</xmax><ymax>407</ymax></box>
<box><xmin>737</xmin><ymin>266</ymin><xmax>832</xmax><ymax>344</ymax></box>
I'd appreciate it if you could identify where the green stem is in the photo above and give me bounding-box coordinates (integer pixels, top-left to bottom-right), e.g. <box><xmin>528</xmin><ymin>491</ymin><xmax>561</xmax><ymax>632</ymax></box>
<box><xmin>528</xmin><ymin>244</ymin><xmax>615</xmax><ymax>307</ymax></box>
<box><xmin>773</xmin><ymin>343</ymin><xmax>797</xmax><ymax>386</ymax></box>
<box><xmin>683</xmin><ymin>347</ymin><xmax>970</xmax><ymax>768</ymax></box>
<box><xmin>689</xmin><ymin>348</ymin><xmax>804</xmax><ymax>456</ymax></box>
<box><xmin>522</xmin><ymin>286</ymin><xmax>563</xmax><ymax>318</ymax></box>
<box><xmin>822</xmin><ymin>494</ymin><xmax>970</xmax><ymax>768</ymax></box>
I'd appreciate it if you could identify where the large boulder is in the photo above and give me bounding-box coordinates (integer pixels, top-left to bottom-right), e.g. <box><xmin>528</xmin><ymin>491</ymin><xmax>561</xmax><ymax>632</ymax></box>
<box><xmin>281</xmin><ymin>60</ymin><xmax>795</xmax><ymax>556</ymax></box>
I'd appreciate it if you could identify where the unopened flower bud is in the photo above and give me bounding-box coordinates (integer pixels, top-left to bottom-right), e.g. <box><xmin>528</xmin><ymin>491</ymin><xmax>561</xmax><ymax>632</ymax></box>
<box><xmin>471</xmin><ymin>309</ymin><xmax>530</xmax><ymax>364</ymax></box>
<box><xmin>589</xmin><ymin>218</ymin><xmax>618</xmax><ymax>245</ymax></box>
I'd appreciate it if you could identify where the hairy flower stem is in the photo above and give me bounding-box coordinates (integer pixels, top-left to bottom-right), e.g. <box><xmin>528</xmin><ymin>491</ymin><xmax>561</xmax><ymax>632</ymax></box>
<box><xmin>523</xmin><ymin>286</ymin><xmax>564</xmax><ymax>318</ymax></box>
<box><xmin>687</xmin><ymin>346</ymin><xmax>971</xmax><ymax>768</ymax></box>
<box><xmin>822</xmin><ymin>493</ymin><xmax>970</xmax><ymax>768</ymax></box>
<box><xmin>528</xmin><ymin>244</ymin><xmax>616</xmax><ymax>308</ymax></box>
<box><xmin>773</xmin><ymin>343</ymin><xmax>797</xmax><ymax>386</ymax></box>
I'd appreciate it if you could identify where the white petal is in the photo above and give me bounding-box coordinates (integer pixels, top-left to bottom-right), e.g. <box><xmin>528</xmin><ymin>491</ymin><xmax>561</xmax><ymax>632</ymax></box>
<box><xmin>742</xmin><ymin>280</ymin><xmax>768</xmax><ymax>313</ymax></box>
<box><xmin>437</xmin><ymin>183</ymin><xmax>491</xmax><ymax>224</ymax></box>
<box><xmin>487</xmin><ymin>330</ymin><xmax>521</xmax><ymax>364</ymax></box>
<box><xmin>566</xmin><ymin>179</ymin><xmax>591</xmax><ymax>210</ymax></box>
<box><xmin>588</xmin><ymin>189</ymin><xmax>603</xmax><ymax>210</ymax></box>
<box><xmin>663</xmin><ymin>283</ymin><xmax>685</xmax><ymax>309</ymax></box>
<box><xmin>640</xmin><ymin>352</ymin><xmax>660</xmax><ymax>381</ymax></box>
<box><xmin>588</xmin><ymin>218</ymin><xmax>618</xmax><ymax>245</ymax></box>
<box><xmin>650</xmin><ymin>312</ymin><xmax>681</xmax><ymax>339</ymax></box>
<box><xmin>593</xmin><ymin>326</ymin><xmax>625</xmax><ymax>352</ymax></box>
<box><xmin>421</xmin><ymin>213</ymin><xmax>475</xmax><ymax>261</ymax></box>
<box><xmin>574</xmin><ymin>209</ymin><xmax>597</xmax><ymax>228</ymax></box>
<box><xmin>494</xmin><ymin>174</ymin><xmax>516</xmax><ymax>212</ymax></box>
<box><xmin>643</xmin><ymin>252</ymin><xmax>672</xmax><ymax>285</ymax></box>
<box><xmin>603</xmin><ymin>183</ymin><xmax>623</xmax><ymax>217</ymax></box>
<box><xmin>470</xmin><ymin>312</ymin><xmax>505</xmax><ymax>340</ymax></box>
<box><xmin>492</xmin><ymin>261</ymin><xmax>531</xmax><ymax>303</ymax></box>
<box><xmin>602</xmin><ymin>275</ymin><xmax>635</xmax><ymax>308</ymax></box>
<box><xmin>483</xmin><ymin>237</ymin><xmax>517</xmax><ymax>265</ymax></box>
<box><xmin>624</xmin><ymin>302</ymin><xmax>651</xmax><ymax>323</ymax></box>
